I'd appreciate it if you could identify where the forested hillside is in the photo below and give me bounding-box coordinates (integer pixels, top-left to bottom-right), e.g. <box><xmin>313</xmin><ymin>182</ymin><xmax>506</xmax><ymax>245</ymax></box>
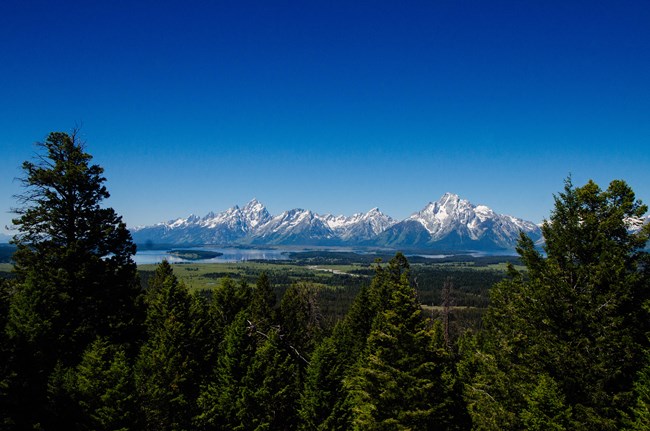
<box><xmin>1</xmin><ymin>133</ymin><xmax>649</xmax><ymax>430</ymax></box>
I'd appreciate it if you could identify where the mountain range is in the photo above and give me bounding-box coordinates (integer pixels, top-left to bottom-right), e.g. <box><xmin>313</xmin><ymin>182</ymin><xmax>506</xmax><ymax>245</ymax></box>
<box><xmin>131</xmin><ymin>194</ymin><xmax>543</xmax><ymax>251</ymax></box>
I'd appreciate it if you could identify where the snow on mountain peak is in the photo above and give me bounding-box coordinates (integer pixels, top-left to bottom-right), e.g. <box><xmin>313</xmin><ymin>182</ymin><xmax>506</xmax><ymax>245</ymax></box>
<box><xmin>440</xmin><ymin>192</ymin><xmax>460</xmax><ymax>203</ymax></box>
<box><xmin>166</xmin><ymin>214</ymin><xmax>199</xmax><ymax>229</ymax></box>
<box><xmin>243</xmin><ymin>198</ymin><xmax>264</xmax><ymax>211</ymax></box>
<box><xmin>407</xmin><ymin>193</ymin><xmax>540</xmax><ymax>245</ymax></box>
<box><xmin>241</xmin><ymin>198</ymin><xmax>271</xmax><ymax>228</ymax></box>
<box><xmin>131</xmin><ymin>194</ymin><xmax>541</xmax><ymax>249</ymax></box>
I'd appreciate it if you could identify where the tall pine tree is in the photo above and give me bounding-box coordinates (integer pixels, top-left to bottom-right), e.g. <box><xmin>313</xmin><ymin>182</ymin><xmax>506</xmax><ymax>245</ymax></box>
<box><xmin>135</xmin><ymin>260</ymin><xmax>207</xmax><ymax>430</ymax></box>
<box><xmin>4</xmin><ymin>131</ymin><xmax>144</xmax><ymax>429</ymax></box>
<box><xmin>72</xmin><ymin>337</ymin><xmax>138</xmax><ymax>431</ymax></box>
<box><xmin>345</xmin><ymin>253</ymin><xmax>467</xmax><ymax>430</ymax></box>
<box><xmin>463</xmin><ymin>178</ymin><xmax>650</xmax><ymax>430</ymax></box>
<box><xmin>300</xmin><ymin>254</ymin><xmax>424</xmax><ymax>430</ymax></box>
<box><xmin>237</xmin><ymin>329</ymin><xmax>302</xmax><ymax>431</ymax></box>
<box><xmin>249</xmin><ymin>272</ymin><xmax>276</xmax><ymax>332</ymax></box>
<box><xmin>195</xmin><ymin>311</ymin><xmax>257</xmax><ymax>430</ymax></box>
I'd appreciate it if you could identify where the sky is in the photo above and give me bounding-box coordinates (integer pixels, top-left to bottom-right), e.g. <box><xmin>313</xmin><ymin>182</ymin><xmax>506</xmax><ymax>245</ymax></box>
<box><xmin>1</xmin><ymin>0</ymin><xmax>649</xmax><ymax>236</ymax></box>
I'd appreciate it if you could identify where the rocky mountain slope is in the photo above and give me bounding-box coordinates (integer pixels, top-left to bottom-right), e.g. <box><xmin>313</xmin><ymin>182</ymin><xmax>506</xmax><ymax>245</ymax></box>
<box><xmin>377</xmin><ymin>193</ymin><xmax>541</xmax><ymax>249</ymax></box>
<box><xmin>131</xmin><ymin>194</ymin><xmax>543</xmax><ymax>250</ymax></box>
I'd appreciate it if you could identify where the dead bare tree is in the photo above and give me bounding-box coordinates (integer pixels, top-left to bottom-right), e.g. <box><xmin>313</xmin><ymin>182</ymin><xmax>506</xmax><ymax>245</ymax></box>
<box><xmin>442</xmin><ymin>276</ymin><xmax>453</xmax><ymax>349</ymax></box>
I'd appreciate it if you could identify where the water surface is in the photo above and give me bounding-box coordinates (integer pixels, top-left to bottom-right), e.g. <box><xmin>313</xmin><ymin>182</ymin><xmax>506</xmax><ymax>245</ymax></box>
<box><xmin>134</xmin><ymin>246</ymin><xmax>290</xmax><ymax>265</ymax></box>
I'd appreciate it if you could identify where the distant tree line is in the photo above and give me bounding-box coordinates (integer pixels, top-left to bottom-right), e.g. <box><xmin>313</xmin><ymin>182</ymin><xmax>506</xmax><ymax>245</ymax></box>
<box><xmin>1</xmin><ymin>132</ymin><xmax>649</xmax><ymax>430</ymax></box>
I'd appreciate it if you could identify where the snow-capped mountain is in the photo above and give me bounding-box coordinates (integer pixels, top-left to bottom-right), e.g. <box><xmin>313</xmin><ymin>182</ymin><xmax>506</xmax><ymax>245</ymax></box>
<box><xmin>251</xmin><ymin>209</ymin><xmax>335</xmax><ymax>245</ymax></box>
<box><xmin>377</xmin><ymin>193</ymin><xmax>542</xmax><ymax>250</ymax></box>
<box><xmin>248</xmin><ymin>207</ymin><xmax>397</xmax><ymax>245</ymax></box>
<box><xmin>131</xmin><ymin>195</ymin><xmax>542</xmax><ymax>250</ymax></box>
<box><xmin>322</xmin><ymin>208</ymin><xmax>397</xmax><ymax>242</ymax></box>
<box><xmin>131</xmin><ymin>199</ymin><xmax>271</xmax><ymax>245</ymax></box>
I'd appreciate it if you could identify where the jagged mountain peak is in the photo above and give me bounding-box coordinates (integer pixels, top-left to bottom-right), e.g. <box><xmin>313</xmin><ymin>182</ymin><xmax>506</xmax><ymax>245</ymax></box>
<box><xmin>240</xmin><ymin>198</ymin><xmax>271</xmax><ymax>228</ymax></box>
<box><xmin>320</xmin><ymin>207</ymin><xmax>397</xmax><ymax>240</ymax></box>
<box><xmin>431</xmin><ymin>192</ymin><xmax>464</xmax><ymax>208</ymax></box>
<box><xmin>440</xmin><ymin>191</ymin><xmax>461</xmax><ymax>201</ymax></box>
<box><xmin>243</xmin><ymin>198</ymin><xmax>264</xmax><ymax>211</ymax></box>
<box><xmin>278</xmin><ymin>208</ymin><xmax>312</xmax><ymax>219</ymax></box>
<box><xmin>392</xmin><ymin>193</ymin><xmax>542</xmax><ymax>249</ymax></box>
<box><xmin>419</xmin><ymin>193</ymin><xmax>470</xmax><ymax>214</ymax></box>
<box><xmin>164</xmin><ymin>214</ymin><xmax>199</xmax><ymax>228</ymax></box>
<box><xmin>413</xmin><ymin>194</ymin><xmax>473</xmax><ymax>229</ymax></box>
<box><xmin>361</xmin><ymin>207</ymin><xmax>388</xmax><ymax>219</ymax></box>
<box><xmin>131</xmin><ymin>194</ymin><xmax>542</xmax><ymax>250</ymax></box>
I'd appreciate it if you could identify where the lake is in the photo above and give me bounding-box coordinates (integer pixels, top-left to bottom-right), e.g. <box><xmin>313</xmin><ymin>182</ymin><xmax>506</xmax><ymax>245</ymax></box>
<box><xmin>133</xmin><ymin>247</ymin><xmax>291</xmax><ymax>264</ymax></box>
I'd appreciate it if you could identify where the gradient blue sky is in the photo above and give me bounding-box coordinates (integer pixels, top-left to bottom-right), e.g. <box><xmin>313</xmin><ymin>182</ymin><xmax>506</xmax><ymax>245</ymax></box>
<box><xmin>1</xmin><ymin>0</ymin><xmax>649</xmax><ymax>234</ymax></box>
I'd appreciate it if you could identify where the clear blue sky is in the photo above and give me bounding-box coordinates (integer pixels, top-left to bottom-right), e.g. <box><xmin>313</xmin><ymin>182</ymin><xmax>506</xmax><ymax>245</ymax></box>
<box><xmin>1</xmin><ymin>0</ymin><xmax>649</xmax><ymax>234</ymax></box>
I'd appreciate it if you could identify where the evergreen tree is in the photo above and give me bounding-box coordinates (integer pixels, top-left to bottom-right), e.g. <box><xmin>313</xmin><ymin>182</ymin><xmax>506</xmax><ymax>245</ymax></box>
<box><xmin>626</xmin><ymin>351</ymin><xmax>650</xmax><ymax>430</ymax></box>
<box><xmin>135</xmin><ymin>261</ymin><xmax>203</xmax><ymax>430</ymax></box>
<box><xmin>196</xmin><ymin>273</ymin><xmax>281</xmax><ymax>430</ymax></box>
<box><xmin>346</xmin><ymin>254</ymin><xmax>466</xmax><ymax>430</ymax></box>
<box><xmin>457</xmin><ymin>332</ymin><xmax>516</xmax><ymax>431</ymax></box>
<box><xmin>0</xmin><ymin>278</ymin><xmax>13</xmax><ymax>428</ymax></box>
<box><xmin>520</xmin><ymin>374</ymin><xmax>572</xmax><ymax>431</ymax></box>
<box><xmin>212</xmin><ymin>276</ymin><xmax>252</xmax><ymax>328</ymax></box>
<box><xmin>464</xmin><ymin>179</ymin><xmax>650</xmax><ymax>430</ymax></box>
<box><xmin>299</xmin><ymin>333</ymin><xmax>354</xmax><ymax>431</ymax></box>
<box><xmin>624</xmin><ymin>300</ymin><xmax>650</xmax><ymax>429</ymax></box>
<box><xmin>237</xmin><ymin>330</ymin><xmax>301</xmax><ymax>431</ymax></box>
<box><xmin>280</xmin><ymin>282</ymin><xmax>323</xmax><ymax>363</ymax></box>
<box><xmin>189</xmin><ymin>289</ymin><xmax>222</xmax><ymax>390</ymax></box>
<box><xmin>249</xmin><ymin>272</ymin><xmax>276</xmax><ymax>331</ymax></box>
<box><xmin>73</xmin><ymin>338</ymin><xmax>138</xmax><ymax>431</ymax></box>
<box><xmin>196</xmin><ymin>311</ymin><xmax>257</xmax><ymax>430</ymax></box>
<box><xmin>4</xmin><ymin>131</ymin><xmax>143</xmax><ymax>429</ymax></box>
<box><xmin>299</xmin><ymin>254</ymin><xmax>417</xmax><ymax>430</ymax></box>
<box><xmin>300</xmin><ymin>337</ymin><xmax>345</xmax><ymax>430</ymax></box>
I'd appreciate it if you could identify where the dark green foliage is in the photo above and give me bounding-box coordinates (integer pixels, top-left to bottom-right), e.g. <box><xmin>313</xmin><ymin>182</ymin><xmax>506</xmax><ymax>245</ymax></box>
<box><xmin>0</xmin><ymin>278</ymin><xmax>12</xmax><ymax>427</ymax></box>
<box><xmin>10</xmin><ymin>132</ymin><xmax>143</xmax><ymax>351</ymax></box>
<box><xmin>280</xmin><ymin>282</ymin><xmax>323</xmax><ymax>362</ymax></box>
<box><xmin>299</xmin><ymin>335</ymin><xmax>348</xmax><ymax>431</ymax></box>
<box><xmin>346</xmin><ymin>254</ymin><xmax>468</xmax><ymax>430</ymax></box>
<box><xmin>178</xmin><ymin>255</ymin><xmax>504</xmax><ymax>334</ymax></box>
<box><xmin>237</xmin><ymin>330</ymin><xmax>302</xmax><ymax>430</ymax></box>
<box><xmin>520</xmin><ymin>374</ymin><xmax>572</xmax><ymax>431</ymax></box>
<box><xmin>287</xmin><ymin>250</ymin><xmax>522</xmax><ymax>267</ymax></box>
<box><xmin>72</xmin><ymin>338</ymin><xmax>138</xmax><ymax>431</ymax></box>
<box><xmin>413</xmin><ymin>267</ymin><xmax>503</xmax><ymax>309</ymax></box>
<box><xmin>249</xmin><ymin>272</ymin><xmax>277</xmax><ymax>331</ymax></box>
<box><xmin>41</xmin><ymin>339</ymin><xmax>138</xmax><ymax>431</ymax></box>
<box><xmin>167</xmin><ymin>249</ymin><xmax>223</xmax><ymax>260</ymax></box>
<box><xmin>298</xmin><ymin>294</ymin><xmax>370</xmax><ymax>430</ymax></box>
<box><xmin>197</xmin><ymin>274</ymin><xmax>308</xmax><ymax>431</ymax></box>
<box><xmin>299</xmin><ymin>257</ymin><xmax>403</xmax><ymax>430</ymax></box>
<box><xmin>300</xmin><ymin>253</ymin><xmax>469</xmax><ymax>430</ymax></box>
<box><xmin>136</xmin><ymin>260</ymin><xmax>210</xmax><ymax>430</ymax></box>
<box><xmin>463</xmin><ymin>178</ymin><xmax>650</xmax><ymax>430</ymax></box>
<box><xmin>3</xmin><ymin>131</ymin><xmax>144</xmax><ymax>429</ymax></box>
<box><xmin>164</xmin><ymin>253</ymin><xmax>504</xmax><ymax>331</ymax></box>
<box><xmin>196</xmin><ymin>311</ymin><xmax>257</xmax><ymax>429</ymax></box>
<box><xmin>189</xmin><ymin>289</ymin><xmax>221</xmax><ymax>382</ymax></box>
<box><xmin>212</xmin><ymin>276</ymin><xmax>252</xmax><ymax>327</ymax></box>
<box><xmin>626</xmin><ymin>351</ymin><xmax>650</xmax><ymax>430</ymax></box>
